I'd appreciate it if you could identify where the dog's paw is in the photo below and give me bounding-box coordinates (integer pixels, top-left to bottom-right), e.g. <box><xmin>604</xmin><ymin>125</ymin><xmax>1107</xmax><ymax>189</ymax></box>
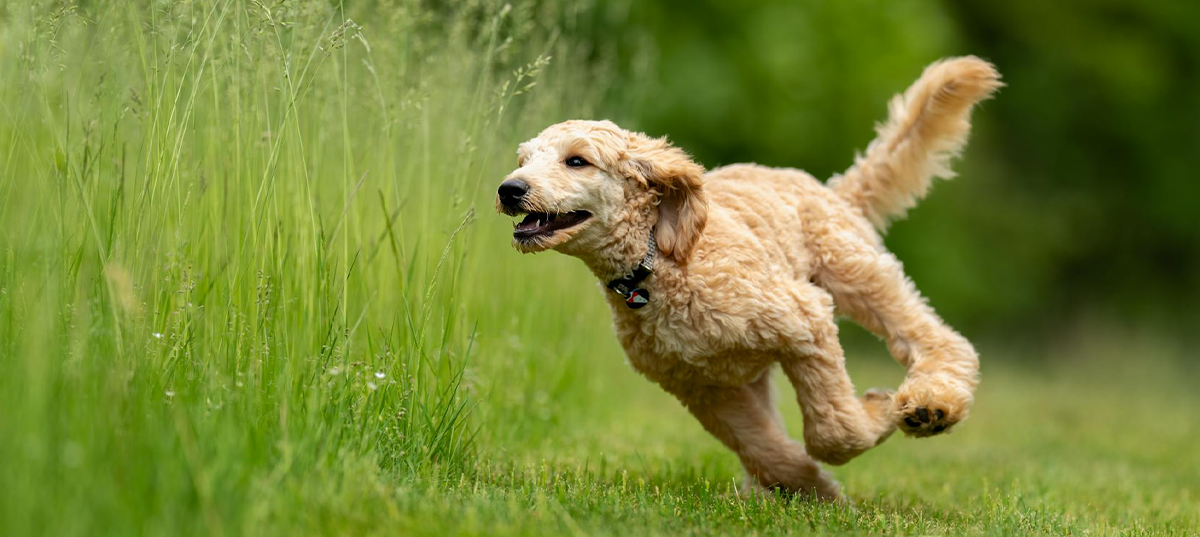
<box><xmin>892</xmin><ymin>374</ymin><xmax>973</xmax><ymax>438</ymax></box>
<box><xmin>897</xmin><ymin>404</ymin><xmax>953</xmax><ymax>437</ymax></box>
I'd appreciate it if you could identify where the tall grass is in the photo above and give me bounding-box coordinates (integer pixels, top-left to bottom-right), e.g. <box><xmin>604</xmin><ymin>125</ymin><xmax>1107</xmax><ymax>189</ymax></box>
<box><xmin>0</xmin><ymin>0</ymin><xmax>611</xmax><ymax>533</ymax></box>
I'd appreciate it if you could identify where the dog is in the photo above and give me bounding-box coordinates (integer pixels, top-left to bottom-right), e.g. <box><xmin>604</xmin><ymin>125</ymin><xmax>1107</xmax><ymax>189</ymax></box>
<box><xmin>496</xmin><ymin>57</ymin><xmax>1001</xmax><ymax>500</ymax></box>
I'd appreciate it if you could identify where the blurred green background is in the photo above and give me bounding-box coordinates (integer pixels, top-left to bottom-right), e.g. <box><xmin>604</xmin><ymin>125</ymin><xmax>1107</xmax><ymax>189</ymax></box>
<box><xmin>573</xmin><ymin>0</ymin><xmax>1200</xmax><ymax>339</ymax></box>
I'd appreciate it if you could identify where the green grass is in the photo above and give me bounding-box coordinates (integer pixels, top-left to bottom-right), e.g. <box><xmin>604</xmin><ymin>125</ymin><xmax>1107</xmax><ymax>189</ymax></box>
<box><xmin>0</xmin><ymin>1</ymin><xmax>1197</xmax><ymax>535</ymax></box>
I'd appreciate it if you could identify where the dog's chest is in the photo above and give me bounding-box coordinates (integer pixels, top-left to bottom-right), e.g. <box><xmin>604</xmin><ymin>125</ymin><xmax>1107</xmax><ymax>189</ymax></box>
<box><xmin>607</xmin><ymin>300</ymin><xmax>782</xmax><ymax>389</ymax></box>
<box><xmin>625</xmin><ymin>342</ymin><xmax>777</xmax><ymax>390</ymax></box>
<box><xmin>601</xmin><ymin>266</ymin><xmax>834</xmax><ymax>390</ymax></box>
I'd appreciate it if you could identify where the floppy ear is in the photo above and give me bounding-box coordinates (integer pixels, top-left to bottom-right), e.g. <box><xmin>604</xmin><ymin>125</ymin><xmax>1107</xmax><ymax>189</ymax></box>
<box><xmin>621</xmin><ymin>134</ymin><xmax>708</xmax><ymax>263</ymax></box>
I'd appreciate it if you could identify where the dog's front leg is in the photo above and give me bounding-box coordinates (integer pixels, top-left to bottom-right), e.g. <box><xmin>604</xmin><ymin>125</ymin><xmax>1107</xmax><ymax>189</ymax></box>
<box><xmin>667</xmin><ymin>371</ymin><xmax>843</xmax><ymax>501</ymax></box>
<box><xmin>778</xmin><ymin>322</ymin><xmax>897</xmax><ymax>465</ymax></box>
<box><xmin>813</xmin><ymin>226</ymin><xmax>980</xmax><ymax>438</ymax></box>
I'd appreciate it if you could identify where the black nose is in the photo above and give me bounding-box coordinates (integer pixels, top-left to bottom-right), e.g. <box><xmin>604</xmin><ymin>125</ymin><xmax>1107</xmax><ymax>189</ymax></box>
<box><xmin>497</xmin><ymin>179</ymin><xmax>529</xmax><ymax>207</ymax></box>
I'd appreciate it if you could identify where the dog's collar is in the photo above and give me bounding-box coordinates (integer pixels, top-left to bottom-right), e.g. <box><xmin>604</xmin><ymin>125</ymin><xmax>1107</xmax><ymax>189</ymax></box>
<box><xmin>606</xmin><ymin>231</ymin><xmax>656</xmax><ymax>309</ymax></box>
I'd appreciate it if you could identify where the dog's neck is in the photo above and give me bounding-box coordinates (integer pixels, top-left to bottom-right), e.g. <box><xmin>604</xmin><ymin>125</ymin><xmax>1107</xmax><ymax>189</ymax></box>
<box><xmin>570</xmin><ymin>198</ymin><xmax>660</xmax><ymax>284</ymax></box>
<box><xmin>577</xmin><ymin>227</ymin><xmax>657</xmax><ymax>284</ymax></box>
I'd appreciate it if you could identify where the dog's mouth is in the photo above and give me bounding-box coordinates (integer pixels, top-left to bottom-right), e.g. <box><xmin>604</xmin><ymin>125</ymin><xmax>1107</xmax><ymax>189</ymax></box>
<box><xmin>512</xmin><ymin>210</ymin><xmax>592</xmax><ymax>241</ymax></box>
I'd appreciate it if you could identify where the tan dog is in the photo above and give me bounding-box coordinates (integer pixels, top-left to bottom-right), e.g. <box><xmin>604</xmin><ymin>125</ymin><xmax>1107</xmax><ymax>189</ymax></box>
<box><xmin>497</xmin><ymin>57</ymin><xmax>1001</xmax><ymax>500</ymax></box>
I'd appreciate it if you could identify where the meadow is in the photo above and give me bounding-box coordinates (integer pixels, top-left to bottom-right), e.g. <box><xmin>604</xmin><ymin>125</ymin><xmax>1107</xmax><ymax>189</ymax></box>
<box><xmin>0</xmin><ymin>1</ymin><xmax>1196</xmax><ymax>535</ymax></box>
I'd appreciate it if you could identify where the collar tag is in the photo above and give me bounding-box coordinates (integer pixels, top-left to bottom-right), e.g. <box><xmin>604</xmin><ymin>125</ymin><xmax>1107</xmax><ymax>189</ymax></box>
<box><xmin>625</xmin><ymin>288</ymin><xmax>650</xmax><ymax>309</ymax></box>
<box><xmin>605</xmin><ymin>232</ymin><xmax>657</xmax><ymax>310</ymax></box>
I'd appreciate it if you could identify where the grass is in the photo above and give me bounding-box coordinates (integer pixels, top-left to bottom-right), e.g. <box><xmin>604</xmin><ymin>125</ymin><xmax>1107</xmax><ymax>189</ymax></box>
<box><xmin>441</xmin><ymin>324</ymin><xmax>1200</xmax><ymax>535</ymax></box>
<box><xmin>0</xmin><ymin>1</ymin><xmax>1197</xmax><ymax>535</ymax></box>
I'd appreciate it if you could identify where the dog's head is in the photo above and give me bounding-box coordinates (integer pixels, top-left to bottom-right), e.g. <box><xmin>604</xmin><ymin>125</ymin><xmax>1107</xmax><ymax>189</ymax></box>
<box><xmin>496</xmin><ymin>120</ymin><xmax>707</xmax><ymax>265</ymax></box>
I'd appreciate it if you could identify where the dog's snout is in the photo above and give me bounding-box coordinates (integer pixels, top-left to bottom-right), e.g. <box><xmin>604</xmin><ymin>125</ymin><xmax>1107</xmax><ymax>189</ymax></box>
<box><xmin>498</xmin><ymin>178</ymin><xmax>529</xmax><ymax>207</ymax></box>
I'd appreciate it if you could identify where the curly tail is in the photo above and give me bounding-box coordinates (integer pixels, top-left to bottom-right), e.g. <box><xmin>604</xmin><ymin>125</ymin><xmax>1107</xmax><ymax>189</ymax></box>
<box><xmin>829</xmin><ymin>56</ymin><xmax>1002</xmax><ymax>232</ymax></box>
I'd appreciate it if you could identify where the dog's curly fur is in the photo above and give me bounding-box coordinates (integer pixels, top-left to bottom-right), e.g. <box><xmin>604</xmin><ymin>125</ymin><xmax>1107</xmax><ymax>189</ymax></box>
<box><xmin>497</xmin><ymin>57</ymin><xmax>1002</xmax><ymax>500</ymax></box>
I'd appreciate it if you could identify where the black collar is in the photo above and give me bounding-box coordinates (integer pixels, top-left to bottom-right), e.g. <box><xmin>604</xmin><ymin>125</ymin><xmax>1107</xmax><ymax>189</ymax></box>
<box><xmin>606</xmin><ymin>232</ymin><xmax>656</xmax><ymax>309</ymax></box>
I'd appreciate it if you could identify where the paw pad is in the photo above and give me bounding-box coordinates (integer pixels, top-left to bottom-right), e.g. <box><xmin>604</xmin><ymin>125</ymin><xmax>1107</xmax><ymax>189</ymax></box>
<box><xmin>899</xmin><ymin>405</ymin><xmax>953</xmax><ymax>437</ymax></box>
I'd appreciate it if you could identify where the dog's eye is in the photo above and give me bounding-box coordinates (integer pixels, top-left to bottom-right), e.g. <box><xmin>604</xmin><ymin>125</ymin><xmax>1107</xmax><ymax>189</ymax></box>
<box><xmin>565</xmin><ymin>156</ymin><xmax>590</xmax><ymax>168</ymax></box>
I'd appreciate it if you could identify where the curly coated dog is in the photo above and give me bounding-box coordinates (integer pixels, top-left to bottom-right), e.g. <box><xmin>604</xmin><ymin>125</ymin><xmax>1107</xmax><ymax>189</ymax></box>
<box><xmin>496</xmin><ymin>57</ymin><xmax>1002</xmax><ymax>500</ymax></box>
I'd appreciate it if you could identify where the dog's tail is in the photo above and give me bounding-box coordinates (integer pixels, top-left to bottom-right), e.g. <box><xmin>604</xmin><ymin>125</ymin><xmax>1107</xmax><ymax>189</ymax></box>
<box><xmin>829</xmin><ymin>56</ymin><xmax>1002</xmax><ymax>231</ymax></box>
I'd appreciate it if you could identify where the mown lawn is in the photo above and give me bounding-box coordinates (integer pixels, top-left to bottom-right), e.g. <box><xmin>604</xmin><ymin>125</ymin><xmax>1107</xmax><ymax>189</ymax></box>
<box><xmin>1</xmin><ymin>2</ymin><xmax>1196</xmax><ymax>536</ymax></box>
<box><xmin>364</xmin><ymin>336</ymin><xmax>1200</xmax><ymax>537</ymax></box>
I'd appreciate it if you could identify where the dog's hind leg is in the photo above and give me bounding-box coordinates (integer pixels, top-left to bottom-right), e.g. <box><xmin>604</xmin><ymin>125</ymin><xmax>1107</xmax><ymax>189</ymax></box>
<box><xmin>672</xmin><ymin>371</ymin><xmax>843</xmax><ymax>501</ymax></box>
<box><xmin>778</xmin><ymin>318</ymin><xmax>897</xmax><ymax>465</ymax></box>
<box><xmin>811</xmin><ymin>221</ymin><xmax>979</xmax><ymax>438</ymax></box>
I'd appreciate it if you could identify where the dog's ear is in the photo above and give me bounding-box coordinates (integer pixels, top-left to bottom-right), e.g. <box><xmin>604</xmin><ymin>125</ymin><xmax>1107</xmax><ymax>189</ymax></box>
<box><xmin>621</xmin><ymin>134</ymin><xmax>708</xmax><ymax>263</ymax></box>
